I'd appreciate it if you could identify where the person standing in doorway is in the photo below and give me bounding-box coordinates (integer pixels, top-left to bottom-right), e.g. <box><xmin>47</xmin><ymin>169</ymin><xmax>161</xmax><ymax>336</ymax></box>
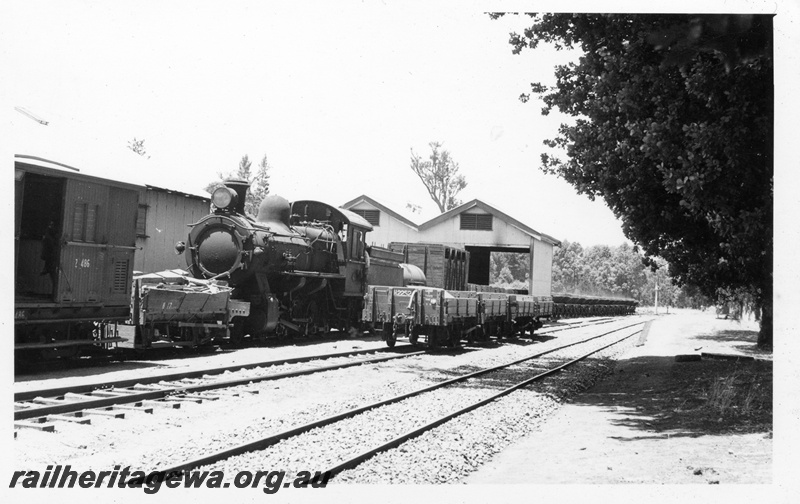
<box><xmin>41</xmin><ymin>221</ymin><xmax>59</xmax><ymax>297</ymax></box>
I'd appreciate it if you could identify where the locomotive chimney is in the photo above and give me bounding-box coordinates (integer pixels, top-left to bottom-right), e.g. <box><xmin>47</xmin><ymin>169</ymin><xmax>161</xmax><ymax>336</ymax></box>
<box><xmin>223</xmin><ymin>179</ymin><xmax>249</xmax><ymax>215</ymax></box>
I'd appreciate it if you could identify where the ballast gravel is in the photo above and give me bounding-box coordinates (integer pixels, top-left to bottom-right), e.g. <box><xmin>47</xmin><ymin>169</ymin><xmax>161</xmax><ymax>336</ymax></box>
<box><xmin>201</xmin><ymin>333</ymin><xmax>636</xmax><ymax>484</ymax></box>
<box><xmin>13</xmin><ymin>318</ymin><xmax>642</xmax><ymax>485</ymax></box>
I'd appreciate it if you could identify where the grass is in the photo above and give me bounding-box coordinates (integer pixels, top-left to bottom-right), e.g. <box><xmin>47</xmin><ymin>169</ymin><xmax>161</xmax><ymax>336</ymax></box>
<box><xmin>704</xmin><ymin>365</ymin><xmax>769</xmax><ymax>418</ymax></box>
<box><xmin>608</xmin><ymin>357</ymin><xmax>774</xmax><ymax>436</ymax></box>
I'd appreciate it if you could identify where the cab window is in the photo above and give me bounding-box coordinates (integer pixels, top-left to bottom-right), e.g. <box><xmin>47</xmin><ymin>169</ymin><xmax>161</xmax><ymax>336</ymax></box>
<box><xmin>349</xmin><ymin>228</ymin><xmax>365</xmax><ymax>260</ymax></box>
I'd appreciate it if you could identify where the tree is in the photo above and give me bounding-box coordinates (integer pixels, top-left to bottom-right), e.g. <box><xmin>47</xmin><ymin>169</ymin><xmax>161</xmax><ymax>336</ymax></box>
<box><xmin>551</xmin><ymin>240</ymin><xmax>585</xmax><ymax>293</ymax></box>
<box><xmin>501</xmin><ymin>14</ymin><xmax>773</xmax><ymax>346</ymax></box>
<box><xmin>490</xmin><ymin>252</ymin><xmax>529</xmax><ymax>288</ymax></box>
<box><xmin>250</xmin><ymin>155</ymin><xmax>271</xmax><ymax>212</ymax></box>
<box><xmin>127</xmin><ymin>137</ymin><xmax>149</xmax><ymax>158</ymax></box>
<box><xmin>410</xmin><ymin>141</ymin><xmax>467</xmax><ymax>213</ymax></box>
<box><xmin>205</xmin><ymin>154</ymin><xmax>272</xmax><ymax>216</ymax></box>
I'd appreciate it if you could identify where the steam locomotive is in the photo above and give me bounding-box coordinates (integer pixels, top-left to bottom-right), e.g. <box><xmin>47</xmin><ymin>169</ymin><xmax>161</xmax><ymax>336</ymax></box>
<box><xmin>175</xmin><ymin>179</ymin><xmax>402</xmax><ymax>342</ymax></box>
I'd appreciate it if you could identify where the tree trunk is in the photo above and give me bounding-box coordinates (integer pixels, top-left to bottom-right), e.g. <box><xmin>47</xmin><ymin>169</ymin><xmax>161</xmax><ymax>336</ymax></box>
<box><xmin>757</xmin><ymin>297</ymin><xmax>772</xmax><ymax>348</ymax></box>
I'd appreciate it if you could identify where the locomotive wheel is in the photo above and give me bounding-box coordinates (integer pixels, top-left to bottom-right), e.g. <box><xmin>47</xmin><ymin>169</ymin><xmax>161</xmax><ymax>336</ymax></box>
<box><xmin>302</xmin><ymin>301</ymin><xmax>319</xmax><ymax>336</ymax></box>
<box><xmin>387</xmin><ymin>326</ymin><xmax>397</xmax><ymax>348</ymax></box>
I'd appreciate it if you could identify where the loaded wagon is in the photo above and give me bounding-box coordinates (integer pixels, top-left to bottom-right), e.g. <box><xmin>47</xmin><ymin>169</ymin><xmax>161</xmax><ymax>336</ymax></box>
<box><xmin>132</xmin><ymin>270</ymin><xmax>250</xmax><ymax>348</ymax></box>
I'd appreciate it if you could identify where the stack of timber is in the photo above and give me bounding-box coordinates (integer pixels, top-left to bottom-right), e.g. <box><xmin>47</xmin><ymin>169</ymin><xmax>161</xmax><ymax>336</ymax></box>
<box><xmin>467</xmin><ymin>283</ymin><xmax>528</xmax><ymax>295</ymax></box>
<box><xmin>389</xmin><ymin>242</ymin><xmax>469</xmax><ymax>290</ymax></box>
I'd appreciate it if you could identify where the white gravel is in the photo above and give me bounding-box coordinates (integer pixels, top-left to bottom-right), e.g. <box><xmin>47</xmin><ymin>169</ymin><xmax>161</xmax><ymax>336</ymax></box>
<box><xmin>13</xmin><ymin>317</ymin><xmax>644</xmax><ymax>487</ymax></box>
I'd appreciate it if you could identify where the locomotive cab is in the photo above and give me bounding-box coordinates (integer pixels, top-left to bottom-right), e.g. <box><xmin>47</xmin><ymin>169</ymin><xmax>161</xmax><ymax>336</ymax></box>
<box><xmin>290</xmin><ymin>200</ymin><xmax>373</xmax><ymax>297</ymax></box>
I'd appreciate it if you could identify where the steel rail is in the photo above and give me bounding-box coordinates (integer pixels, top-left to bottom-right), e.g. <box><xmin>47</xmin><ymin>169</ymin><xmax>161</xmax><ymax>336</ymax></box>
<box><xmin>15</xmin><ymin>344</ymin><xmax>417</xmax><ymax>402</ymax></box>
<box><xmin>157</xmin><ymin>319</ymin><xmax>648</xmax><ymax>477</ymax></box>
<box><xmin>15</xmin><ymin>349</ymin><xmax>427</xmax><ymax>420</ymax></box>
<box><xmin>536</xmin><ymin>316</ymin><xmax>621</xmax><ymax>335</ymax></box>
<box><xmin>325</xmin><ymin>324</ymin><xmax>644</xmax><ymax>478</ymax></box>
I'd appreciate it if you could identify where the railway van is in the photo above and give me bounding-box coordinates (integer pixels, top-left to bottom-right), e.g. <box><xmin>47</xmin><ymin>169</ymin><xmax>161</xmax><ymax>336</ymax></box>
<box><xmin>14</xmin><ymin>155</ymin><xmax>140</xmax><ymax>358</ymax></box>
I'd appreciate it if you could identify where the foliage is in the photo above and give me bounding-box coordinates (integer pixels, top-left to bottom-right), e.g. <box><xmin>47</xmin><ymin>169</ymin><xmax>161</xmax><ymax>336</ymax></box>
<box><xmin>205</xmin><ymin>154</ymin><xmax>272</xmax><ymax>216</ymax></box>
<box><xmin>491</xmin><ymin>241</ymin><xmax>709</xmax><ymax>308</ymax></box>
<box><xmin>410</xmin><ymin>141</ymin><xmax>467</xmax><ymax>213</ymax></box>
<box><xmin>499</xmin><ymin>14</ymin><xmax>772</xmax><ymax>345</ymax></box>
<box><xmin>127</xmin><ymin>137</ymin><xmax>149</xmax><ymax>158</ymax></box>
<box><xmin>490</xmin><ymin>252</ymin><xmax>528</xmax><ymax>284</ymax></box>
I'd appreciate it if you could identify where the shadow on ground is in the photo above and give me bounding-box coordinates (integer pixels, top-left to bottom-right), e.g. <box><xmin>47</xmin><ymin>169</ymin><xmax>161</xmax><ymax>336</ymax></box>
<box><xmin>692</xmin><ymin>329</ymin><xmax>772</xmax><ymax>360</ymax></box>
<box><xmin>569</xmin><ymin>354</ymin><xmax>772</xmax><ymax>438</ymax></box>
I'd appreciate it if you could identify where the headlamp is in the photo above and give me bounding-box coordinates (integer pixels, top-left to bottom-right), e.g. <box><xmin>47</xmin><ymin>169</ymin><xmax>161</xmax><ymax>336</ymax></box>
<box><xmin>212</xmin><ymin>187</ymin><xmax>237</xmax><ymax>210</ymax></box>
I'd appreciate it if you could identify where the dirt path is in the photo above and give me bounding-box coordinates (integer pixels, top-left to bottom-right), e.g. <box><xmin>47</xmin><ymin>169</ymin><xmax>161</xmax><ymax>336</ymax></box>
<box><xmin>465</xmin><ymin>309</ymin><xmax>773</xmax><ymax>485</ymax></box>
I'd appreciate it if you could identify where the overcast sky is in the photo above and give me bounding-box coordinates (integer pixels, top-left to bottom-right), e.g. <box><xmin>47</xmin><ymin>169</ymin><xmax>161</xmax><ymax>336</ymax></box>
<box><xmin>3</xmin><ymin>0</ymin><xmax>795</xmax><ymax>249</ymax></box>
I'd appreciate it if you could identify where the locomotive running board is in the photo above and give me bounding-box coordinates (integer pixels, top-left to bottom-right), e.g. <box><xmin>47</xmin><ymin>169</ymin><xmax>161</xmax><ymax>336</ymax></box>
<box><xmin>281</xmin><ymin>271</ymin><xmax>345</xmax><ymax>279</ymax></box>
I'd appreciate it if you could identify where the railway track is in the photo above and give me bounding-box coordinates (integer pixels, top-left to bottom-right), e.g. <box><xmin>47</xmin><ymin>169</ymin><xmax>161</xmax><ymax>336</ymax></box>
<box><xmin>536</xmin><ymin>316</ymin><xmax>618</xmax><ymax>334</ymax></box>
<box><xmin>13</xmin><ymin>316</ymin><xmax>627</xmax><ymax>431</ymax></box>
<box><xmin>152</xmin><ymin>319</ymin><xmax>649</xmax><ymax>480</ymax></box>
<box><xmin>13</xmin><ymin>345</ymin><xmax>425</xmax><ymax>428</ymax></box>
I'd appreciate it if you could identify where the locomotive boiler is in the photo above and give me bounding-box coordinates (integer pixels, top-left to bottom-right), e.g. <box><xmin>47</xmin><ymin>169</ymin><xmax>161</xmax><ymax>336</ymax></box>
<box><xmin>178</xmin><ymin>179</ymin><xmax>385</xmax><ymax>340</ymax></box>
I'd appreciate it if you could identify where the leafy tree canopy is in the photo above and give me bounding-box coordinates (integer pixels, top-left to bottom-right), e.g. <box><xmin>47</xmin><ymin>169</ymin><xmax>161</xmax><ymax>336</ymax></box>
<box><xmin>491</xmin><ymin>243</ymin><xmax>710</xmax><ymax>310</ymax></box>
<box><xmin>410</xmin><ymin>141</ymin><xmax>467</xmax><ymax>213</ymax></box>
<box><xmin>498</xmin><ymin>13</ymin><xmax>773</xmax><ymax>345</ymax></box>
<box><xmin>127</xmin><ymin>137</ymin><xmax>149</xmax><ymax>158</ymax></box>
<box><xmin>205</xmin><ymin>154</ymin><xmax>272</xmax><ymax>217</ymax></box>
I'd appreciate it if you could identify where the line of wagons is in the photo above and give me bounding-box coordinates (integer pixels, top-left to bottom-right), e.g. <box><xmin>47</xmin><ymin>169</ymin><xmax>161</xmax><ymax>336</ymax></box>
<box><xmin>14</xmin><ymin>156</ymin><xmax>637</xmax><ymax>359</ymax></box>
<box><xmin>133</xmin><ymin>270</ymin><xmax>637</xmax><ymax>351</ymax></box>
<box><xmin>362</xmin><ymin>287</ymin><xmax>637</xmax><ymax>348</ymax></box>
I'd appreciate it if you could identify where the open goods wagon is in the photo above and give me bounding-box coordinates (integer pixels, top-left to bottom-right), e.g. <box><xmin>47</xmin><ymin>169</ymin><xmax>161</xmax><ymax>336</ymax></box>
<box><xmin>362</xmin><ymin>285</ymin><xmax>556</xmax><ymax>347</ymax></box>
<box><xmin>552</xmin><ymin>293</ymin><xmax>638</xmax><ymax>317</ymax></box>
<box><xmin>131</xmin><ymin>270</ymin><xmax>250</xmax><ymax>349</ymax></box>
<box><xmin>362</xmin><ymin>285</ymin><xmax>480</xmax><ymax>347</ymax></box>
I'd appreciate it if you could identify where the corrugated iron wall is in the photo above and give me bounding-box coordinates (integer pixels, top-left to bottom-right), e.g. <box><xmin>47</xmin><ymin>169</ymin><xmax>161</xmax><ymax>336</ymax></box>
<box><xmin>134</xmin><ymin>189</ymin><xmax>210</xmax><ymax>273</ymax></box>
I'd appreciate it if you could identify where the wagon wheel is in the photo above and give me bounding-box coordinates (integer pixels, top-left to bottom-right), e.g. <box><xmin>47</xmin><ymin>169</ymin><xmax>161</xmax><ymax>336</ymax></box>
<box><xmin>448</xmin><ymin>326</ymin><xmax>461</xmax><ymax>348</ymax></box>
<box><xmin>409</xmin><ymin>325</ymin><xmax>420</xmax><ymax>346</ymax></box>
<box><xmin>427</xmin><ymin>327</ymin><xmax>441</xmax><ymax>349</ymax></box>
<box><xmin>387</xmin><ymin>324</ymin><xmax>398</xmax><ymax>348</ymax></box>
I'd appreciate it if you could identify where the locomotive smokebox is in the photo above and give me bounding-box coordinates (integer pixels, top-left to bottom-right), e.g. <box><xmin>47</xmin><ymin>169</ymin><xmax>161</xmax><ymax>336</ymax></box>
<box><xmin>224</xmin><ymin>179</ymin><xmax>250</xmax><ymax>215</ymax></box>
<box><xmin>256</xmin><ymin>195</ymin><xmax>292</xmax><ymax>232</ymax></box>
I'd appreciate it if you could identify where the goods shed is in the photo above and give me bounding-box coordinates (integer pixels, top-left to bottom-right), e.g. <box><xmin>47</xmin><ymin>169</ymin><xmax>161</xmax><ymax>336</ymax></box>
<box><xmin>342</xmin><ymin>195</ymin><xmax>560</xmax><ymax>297</ymax></box>
<box><xmin>134</xmin><ymin>186</ymin><xmax>210</xmax><ymax>273</ymax></box>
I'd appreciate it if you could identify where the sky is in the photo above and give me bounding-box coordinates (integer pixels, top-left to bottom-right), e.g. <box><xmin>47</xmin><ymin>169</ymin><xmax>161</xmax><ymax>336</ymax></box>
<box><xmin>4</xmin><ymin>1</ymin><xmax>794</xmax><ymax>250</ymax></box>
<box><xmin>1</xmin><ymin>1</ymin><xmax>638</xmax><ymax>247</ymax></box>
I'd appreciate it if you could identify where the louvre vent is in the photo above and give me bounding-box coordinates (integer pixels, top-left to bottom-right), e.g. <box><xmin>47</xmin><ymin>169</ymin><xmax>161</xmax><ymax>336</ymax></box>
<box><xmin>460</xmin><ymin>213</ymin><xmax>493</xmax><ymax>231</ymax></box>
<box><xmin>113</xmin><ymin>259</ymin><xmax>129</xmax><ymax>293</ymax></box>
<box><xmin>351</xmin><ymin>209</ymin><xmax>380</xmax><ymax>226</ymax></box>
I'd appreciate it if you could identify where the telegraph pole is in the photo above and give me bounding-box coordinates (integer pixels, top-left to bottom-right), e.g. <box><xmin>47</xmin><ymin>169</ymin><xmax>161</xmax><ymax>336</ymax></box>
<box><xmin>654</xmin><ymin>280</ymin><xmax>659</xmax><ymax>315</ymax></box>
